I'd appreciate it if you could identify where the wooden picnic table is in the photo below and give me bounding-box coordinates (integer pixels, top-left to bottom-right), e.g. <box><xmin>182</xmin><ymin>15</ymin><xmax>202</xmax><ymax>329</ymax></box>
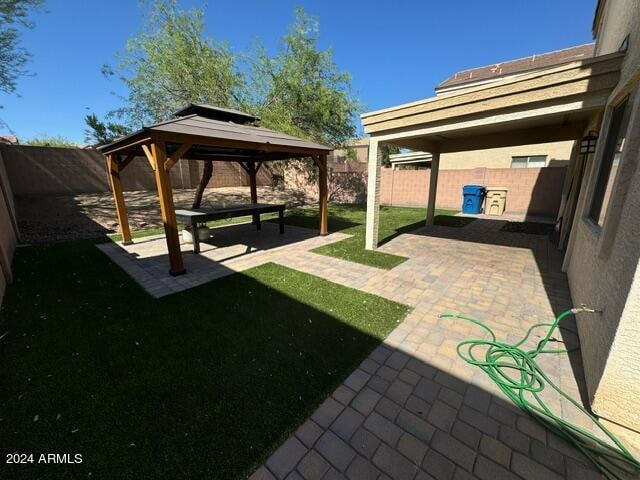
<box><xmin>175</xmin><ymin>203</ymin><xmax>286</xmax><ymax>253</ymax></box>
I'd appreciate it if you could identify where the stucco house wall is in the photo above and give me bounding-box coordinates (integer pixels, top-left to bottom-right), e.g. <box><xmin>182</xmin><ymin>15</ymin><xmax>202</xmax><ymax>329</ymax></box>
<box><xmin>565</xmin><ymin>0</ymin><xmax>640</xmax><ymax>432</ymax></box>
<box><xmin>340</xmin><ymin>137</ymin><xmax>574</xmax><ymax>169</ymax></box>
<box><xmin>439</xmin><ymin>140</ymin><xmax>573</xmax><ymax>169</ymax></box>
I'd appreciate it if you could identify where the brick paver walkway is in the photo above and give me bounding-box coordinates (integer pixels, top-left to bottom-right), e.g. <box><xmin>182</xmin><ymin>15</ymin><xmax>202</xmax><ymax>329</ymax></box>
<box><xmin>249</xmin><ymin>219</ymin><xmax>616</xmax><ymax>480</ymax></box>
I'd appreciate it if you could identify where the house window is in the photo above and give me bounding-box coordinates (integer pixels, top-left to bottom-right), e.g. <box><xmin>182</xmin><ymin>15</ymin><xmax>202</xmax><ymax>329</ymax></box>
<box><xmin>511</xmin><ymin>155</ymin><xmax>547</xmax><ymax>168</ymax></box>
<box><xmin>588</xmin><ymin>96</ymin><xmax>630</xmax><ymax>227</ymax></box>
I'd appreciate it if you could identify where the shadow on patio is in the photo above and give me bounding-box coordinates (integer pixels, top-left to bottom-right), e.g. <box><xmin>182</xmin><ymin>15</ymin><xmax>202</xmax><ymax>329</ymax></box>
<box><xmin>0</xmin><ymin>236</ymin><xmax>624</xmax><ymax>480</ymax></box>
<box><xmin>97</xmin><ymin>221</ymin><xmax>350</xmax><ymax>297</ymax></box>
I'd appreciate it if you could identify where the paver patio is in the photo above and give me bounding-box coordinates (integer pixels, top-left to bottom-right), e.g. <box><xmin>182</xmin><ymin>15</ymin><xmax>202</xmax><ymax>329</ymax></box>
<box><xmin>98</xmin><ymin>222</ymin><xmax>349</xmax><ymax>297</ymax></box>
<box><xmin>248</xmin><ymin>218</ymin><xmax>622</xmax><ymax>480</ymax></box>
<box><xmin>100</xmin><ymin>216</ymin><xmax>630</xmax><ymax>479</ymax></box>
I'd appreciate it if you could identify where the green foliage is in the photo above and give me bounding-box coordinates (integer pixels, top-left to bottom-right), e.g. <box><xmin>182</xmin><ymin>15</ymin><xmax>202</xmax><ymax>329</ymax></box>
<box><xmin>0</xmin><ymin>0</ymin><xmax>43</xmax><ymax>127</ymax></box>
<box><xmin>249</xmin><ymin>8</ymin><xmax>360</xmax><ymax>146</ymax></box>
<box><xmin>0</xmin><ymin>0</ymin><xmax>42</xmax><ymax>96</ymax></box>
<box><xmin>380</xmin><ymin>143</ymin><xmax>401</xmax><ymax>167</ymax></box>
<box><xmin>106</xmin><ymin>2</ymin><xmax>360</xmax><ymax>148</ymax></box>
<box><xmin>83</xmin><ymin>112</ymin><xmax>130</xmax><ymax>146</ymax></box>
<box><xmin>23</xmin><ymin>135</ymin><xmax>78</xmax><ymax>147</ymax></box>
<box><xmin>109</xmin><ymin>0</ymin><xmax>243</xmax><ymax>127</ymax></box>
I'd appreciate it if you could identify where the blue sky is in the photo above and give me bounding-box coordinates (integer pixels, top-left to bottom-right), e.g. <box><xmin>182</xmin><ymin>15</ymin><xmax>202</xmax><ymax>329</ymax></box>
<box><xmin>1</xmin><ymin>0</ymin><xmax>596</xmax><ymax>143</ymax></box>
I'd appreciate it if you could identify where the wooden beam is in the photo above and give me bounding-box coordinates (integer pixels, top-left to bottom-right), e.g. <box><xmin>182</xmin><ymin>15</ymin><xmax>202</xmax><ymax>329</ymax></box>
<box><xmin>316</xmin><ymin>154</ymin><xmax>329</xmax><ymax>235</ymax></box>
<box><xmin>106</xmin><ymin>154</ymin><xmax>132</xmax><ymax>244</ymax></box>
<box><xmin>238</xmin><ymin>161</ymin><xmax>250</xmax><ymax>174</ymax></box>
<box><xmin>248</xmin><ymin>160</ymin><xmax>259</xmax><ymax>225</ymax></box>
<box><xmin>164</xmin><ymin>141</ymin><xmax>193</xmax><ymax>171</ymax></box>
<box><xmin>142</xmin><ymin>144</ymin><xmax>156</xmax><ymax>171</ymax></box>
<box><xmin>119</xmin><ymin>154</ymin><xmax>135</xmax><ymax>171</ymax></box>
<box><xmin>151</xmin><ymin>141</ymin><xmax>185</xmax><ymax>275</ymax></box>
<box><xmin>98</xmin><ymin>134</ymin><xmax>153</xmax><ymax>155</ymax></box>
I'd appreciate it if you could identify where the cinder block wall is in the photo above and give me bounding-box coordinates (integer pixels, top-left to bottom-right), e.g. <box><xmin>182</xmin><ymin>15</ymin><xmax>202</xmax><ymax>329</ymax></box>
<box><xmin>0</xmin><ymin>145</ymin><xmax>271</xmax><ymax>197</ymax></box>
<box><xmin>0</xmin><ymin>149</ymin><xmax>19</xmax><ymax>305</ymax></box>
<box><xmin>380</xmin><ymin>166</ymin><xmax>566</xmax><ymax>216</ymax></box>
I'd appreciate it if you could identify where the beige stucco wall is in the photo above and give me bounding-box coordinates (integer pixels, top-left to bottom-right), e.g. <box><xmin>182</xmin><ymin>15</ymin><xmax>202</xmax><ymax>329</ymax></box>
<box><xmin>329</xmin><ymin>138</ymin><xmax>369</xmax><ymax>163</ymax></box>
<box><xmin>339</xmin><ymin>138</ymin><xmax>574</xmax><ymax>169</ymax></box>
<box><xmin>439</xmin><ymin>140</ymin><xmax>573</xmax><ymax>169</ymax></box>
<box><xmin>565</xmin><ymin>0</ymin><xmax>640</xmax><ymax>433</ymax></box>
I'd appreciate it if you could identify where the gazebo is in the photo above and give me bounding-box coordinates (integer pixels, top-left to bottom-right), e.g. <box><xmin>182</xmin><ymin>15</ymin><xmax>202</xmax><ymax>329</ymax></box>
<box><xmin>98</xmin><ymin>104</ymin><xmax>332</xmax><ymax>275</ymax></box>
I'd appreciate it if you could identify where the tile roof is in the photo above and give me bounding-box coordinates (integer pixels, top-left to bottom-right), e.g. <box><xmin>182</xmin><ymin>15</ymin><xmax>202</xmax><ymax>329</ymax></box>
<box><xmin>436</xmin><ymin>43</ymin><xmax>595</xmax><ymax>91</ymax></box>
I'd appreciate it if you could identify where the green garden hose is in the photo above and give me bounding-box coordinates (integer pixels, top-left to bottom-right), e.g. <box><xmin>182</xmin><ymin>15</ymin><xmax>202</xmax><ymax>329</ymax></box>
<box><xmin>440</xmin><ymin>307</ymin><xmax>640</xmax><ymax>479</ymax></box>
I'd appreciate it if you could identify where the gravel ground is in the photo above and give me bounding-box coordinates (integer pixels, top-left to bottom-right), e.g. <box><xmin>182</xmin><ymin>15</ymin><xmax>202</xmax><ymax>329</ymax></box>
<box><xmin>15</xmin><ymin>187</ymin><xmax>315</xmax><ymax>243</ymax></box>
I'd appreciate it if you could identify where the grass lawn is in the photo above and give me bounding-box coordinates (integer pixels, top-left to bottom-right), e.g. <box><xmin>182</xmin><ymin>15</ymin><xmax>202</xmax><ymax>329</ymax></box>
<box><xmin>0</xmin><ymin>240</ymin><xmax>410</xmax><ymax>479</ymax></box>
<box><xmin>271</xmin><ymin>205</ymin><xmax>467</xmax><ymax>269</ymax></box>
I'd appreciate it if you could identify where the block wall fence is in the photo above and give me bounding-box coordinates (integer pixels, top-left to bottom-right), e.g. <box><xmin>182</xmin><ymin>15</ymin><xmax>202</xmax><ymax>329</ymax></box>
<box><xmin>286</xmin><ymin>163</ymin><xmax>566</xmax><ymax>217</ymax></box>
<box><xmin>0</xmin><ymin>145</ymin><xmax>272</xmax><ymax>197</ymax></box>
<box><xmin>381</xmin><ymin>166</ymin><xmax>567</xmax><ymax>215</ymax></box>
<box><xmin>0</xmin><ymin>149</ymin><xmax>19</xmax><ymax>305</ymax></box>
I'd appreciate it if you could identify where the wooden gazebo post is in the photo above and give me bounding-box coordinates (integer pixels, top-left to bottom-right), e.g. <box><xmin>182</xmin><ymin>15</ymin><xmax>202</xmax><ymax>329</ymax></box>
<box><xmin>244</xmin><ymin>160</ymin><xmax>262</xmax><ymax>226</ymax></box>
<box><xmin>315</xmin><ymin>154</ymin><xmax>329</xmax><ymax>235</ymax></box>
<box><xmin>106</xmin><ymin>153</ymin><xmax>132</xmax><ymax>245</ymax></box>
<box><xmin>150</xmin><ymin>140</ymin><xmax>186</xmax><ymax>276</ymax></box>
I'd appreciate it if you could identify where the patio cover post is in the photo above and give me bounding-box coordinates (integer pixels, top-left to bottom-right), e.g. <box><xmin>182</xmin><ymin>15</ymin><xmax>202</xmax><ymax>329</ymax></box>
<box><xmin>317</xmin><ymin>154</ymin><xmax>328</xmax><ymax>235</ymax></box>
<box><xmin>106</xmin><ymin>153</ymin><xmax>132</xmax><ymax>245</ymax></box>
<box><xmin>151</xmin><ymin>140</ymin><xmax>186</xmax><ymax>276</ymax></box>
<box><xmin>365</xmin><ymin>138</ymin><xmax>381</xmax><ymax>250</ymax></box>
<box><xmin>426</xmin><ymin>151</ymin><xmax>440</xmax><ymax>225</ymax></box>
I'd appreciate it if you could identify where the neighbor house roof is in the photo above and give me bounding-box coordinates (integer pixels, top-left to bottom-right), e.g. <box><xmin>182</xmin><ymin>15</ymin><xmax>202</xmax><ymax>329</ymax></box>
<box><xmin>436</xmin><ymin>43</ymin><xmax>595</xmax><ymax>93</ymax></box>
<box><xmin>389</xmin><ymin>151</ymin><xmax>432</xmax><ymax>167</ymax></box>
<box><xmin>0</xmin><ymin>135</ymin><xmax>19</xmax><ymax>145</ymax></box>
<box><xmin>98</xmin><ymin>105</ymin><xmax>331</xmax><ymax>160</ymax></box>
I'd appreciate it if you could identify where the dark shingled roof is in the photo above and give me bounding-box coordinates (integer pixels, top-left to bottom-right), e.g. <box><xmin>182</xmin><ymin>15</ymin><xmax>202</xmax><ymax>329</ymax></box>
<box><xmin>436</xmin><ymin>43</ymin><xmax>595</xmax><ymax>92</ymax></box>
<box><xmin>173</xmin><ymin>104</ymin><xmax>259</xmax><ymax>124</ymax></box>
<box><xmin>98</xmin><ymin>106</ymin><xmax>331</xmax><ymax>160</ymax></box>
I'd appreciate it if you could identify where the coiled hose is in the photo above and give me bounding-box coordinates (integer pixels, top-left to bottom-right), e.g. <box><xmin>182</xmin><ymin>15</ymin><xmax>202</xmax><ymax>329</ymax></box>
<box><xmin>440</xmin><ymin>308</ymin><xmax>640</xmax><ymax>479</ymax></box>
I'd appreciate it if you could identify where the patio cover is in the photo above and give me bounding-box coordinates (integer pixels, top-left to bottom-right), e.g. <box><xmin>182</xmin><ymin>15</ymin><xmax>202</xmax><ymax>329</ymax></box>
<box><xmin>98</xmin><ymin>104</ymin><xmax>333</xmax><ymax>275</ymax></box>
<box><xmin>360</xmin><ymin>51</ymin><xmax>624</xmax><ymax>249</ymax></box>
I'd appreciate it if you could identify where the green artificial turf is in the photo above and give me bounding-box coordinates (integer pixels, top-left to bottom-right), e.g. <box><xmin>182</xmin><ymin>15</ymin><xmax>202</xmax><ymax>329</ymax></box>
<box><xmin>272</xmin><ymin>205</ymin><xmax>460</xmax><ymax>270</ymax></box>
<box><xmin>0</xmin><ymin>240</ymin><xmax>409</xmax><ymax>479</ymax></box>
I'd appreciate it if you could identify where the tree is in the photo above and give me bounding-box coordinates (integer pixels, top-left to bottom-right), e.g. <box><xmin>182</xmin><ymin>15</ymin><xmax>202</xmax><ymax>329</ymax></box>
<box><xmin>106</xmin><ymin>3</ymin><xmax>361</xmax><ymax>206</ymax></box>
<box><xmin>84</xmin><ymin>113</ymin><xmax>130</xmax><ymax>146</ymax></box>
<box><xmin>249</xmin><ymin>8</ymin><xmax>360</xmax><ymax>147</ymax></box>
<box><xmin>380</xmin><ymin>143</ymin><xmax>401</xmax><ymax>167</ymax></box>
<box><xmin>247</xmin><ymin>8</ymin><xmax>361</xmax><ymax>187</ymax></box>
<box><xmin>107</xmin><ymin>0</ymin><xmax>243</xmax><ymax>207</ymax></box>
<box><xmin>0</xmin><ymin>0</ymin><xmax>43</xmax><ymax>125</ymax></box>
<box><xmin>23</xmin><ymin>135</ymin><xmax>78</xmax><ymax>147</ymax></box>
<box><xmin>110</xmin><ymin>0</ymin><xmax>242</xmax><ymax>128</ymax></box>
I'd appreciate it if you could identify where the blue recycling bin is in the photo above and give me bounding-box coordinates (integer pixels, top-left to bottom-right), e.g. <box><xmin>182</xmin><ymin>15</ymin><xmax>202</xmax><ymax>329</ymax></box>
<box><xmin>462</xmin><ymin>185</ymin><xmax>486</xmax><ymax>214</ymax></box>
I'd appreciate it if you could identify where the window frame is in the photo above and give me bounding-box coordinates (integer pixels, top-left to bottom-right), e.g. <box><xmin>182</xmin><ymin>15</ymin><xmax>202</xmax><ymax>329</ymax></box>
<box><xmin>587</xmin><ymin>96</ymin><xmax>631</xmax><ymax>228</ymax></box>
<box><xmin>510</xmin><ymin>155</ymin><xmax>548</xmax><ymax>168</ymax></box>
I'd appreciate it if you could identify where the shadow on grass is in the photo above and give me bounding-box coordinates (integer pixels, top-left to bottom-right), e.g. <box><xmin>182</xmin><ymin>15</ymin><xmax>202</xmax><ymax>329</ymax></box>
<box><xmin>0</xmin><ymin>237</ymin><xmax>623</xmax><ymax>480</ymax></box>
<box><xmin>0</xmin><ymin>238</ymin><xmax>408</xmax><ymax>480</ymax></box>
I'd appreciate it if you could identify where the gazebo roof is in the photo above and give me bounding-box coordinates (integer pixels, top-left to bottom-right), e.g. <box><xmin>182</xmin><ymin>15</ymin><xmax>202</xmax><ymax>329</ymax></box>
<box><xmin>98</xmin><ymin>105</ymin><xmax>332</xmax><ymax>161</ymax></box>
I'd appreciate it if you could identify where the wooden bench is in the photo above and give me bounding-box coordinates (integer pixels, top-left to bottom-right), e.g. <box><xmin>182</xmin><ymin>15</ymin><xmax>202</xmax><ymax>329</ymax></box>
<box><xmin>175</xmin><ymin>203</ymin><xmax>286</xmax><ymax>253</ymax></box>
